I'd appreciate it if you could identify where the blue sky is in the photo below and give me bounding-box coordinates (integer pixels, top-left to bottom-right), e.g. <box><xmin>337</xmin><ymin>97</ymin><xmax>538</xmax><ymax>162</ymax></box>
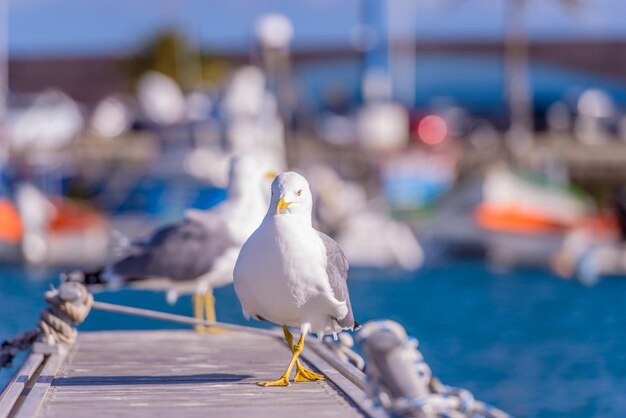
<box><xmin>7</xmin><ymin>0</ymin><xmax>626</xmax><ymax>56</ymax></box>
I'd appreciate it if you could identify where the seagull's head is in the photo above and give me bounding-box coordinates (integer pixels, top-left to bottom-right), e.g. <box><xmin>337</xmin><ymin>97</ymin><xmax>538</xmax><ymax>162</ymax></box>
<box><xmin>228</xmin><ymin>155</ymin><xmax>275</xmax><ymax>197</ymax></box>
<box><xmin>270</xmin><ymin>172</ymin><xmax>313</xmax><ymax>216</ymax></box>
<box><xmin>228</xmin><ymin>155</ymin><xmax>259</xmax><ymax>186</ymax></box>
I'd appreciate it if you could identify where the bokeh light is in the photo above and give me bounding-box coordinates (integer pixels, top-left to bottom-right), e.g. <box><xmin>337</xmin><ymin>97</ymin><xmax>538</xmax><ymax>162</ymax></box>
<box><xmin>417</xmin><ymin>115</ymin><xmax>447</xmax><ymax>145</ymax></box>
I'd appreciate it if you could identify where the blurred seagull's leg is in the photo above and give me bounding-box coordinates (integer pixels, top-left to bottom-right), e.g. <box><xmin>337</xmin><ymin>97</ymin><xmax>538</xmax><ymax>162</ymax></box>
<box><xmin>192</xmin><ymin>293</ymin><xmax>207</xmax><ymax>333</ymax></box>
<box><xmin>202</xmin><ymin>290</ymin><xmax>225</xmax><ymax>334</ymax></box>
<box><xmin>205</xmin><ymin>291</ymin><xmax>215</xmax><ymax>323</ymax></box>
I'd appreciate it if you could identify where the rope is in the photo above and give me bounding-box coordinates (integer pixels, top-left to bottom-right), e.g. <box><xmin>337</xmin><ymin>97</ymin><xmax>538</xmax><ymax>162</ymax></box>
<box><xmin>358</xmin><ymin>320</ymin><xmax>511</xmax><ymax>418</ymax></box>
<box><xmin>0</xmin><ymin>330</ymin><xmax>40</xmax><ymax>368</ymax></box>
<box><xmin>91</xmin><ymin>301</ymin><xmax>278</xmax><ymax>337</ymax></box>
<box><xmin>323</xmin><ymin>333</ymin><xmax>366</xmax><ymax>371</ymax></box>
<box><xmin>0</xmin><ymin>282</ymin><xmax>93</xmax><ymax>368</ymax></box>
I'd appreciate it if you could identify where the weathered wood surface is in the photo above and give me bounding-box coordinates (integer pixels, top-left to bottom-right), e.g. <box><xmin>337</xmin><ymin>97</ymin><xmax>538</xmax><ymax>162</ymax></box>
<box><xmin>14</xmin><ymin>330</ymin><xmax>370</xmax><ymax>418</ymax></box>
<box><xmin>0</xmin><ymin>354</ymin><xmax>44</xmax><ymax>418</ymax></box>
<box><xmin>13</xmin><ymin>352</ymin><xmax>68</xmax><ymax>418</ymax></box>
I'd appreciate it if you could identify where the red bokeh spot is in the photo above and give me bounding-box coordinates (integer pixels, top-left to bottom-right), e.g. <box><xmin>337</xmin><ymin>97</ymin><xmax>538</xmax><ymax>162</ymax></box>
<box><xmin>417</xmin><ymin>115</ymin><xmax>447</xmax><ymax>145</ymax></box>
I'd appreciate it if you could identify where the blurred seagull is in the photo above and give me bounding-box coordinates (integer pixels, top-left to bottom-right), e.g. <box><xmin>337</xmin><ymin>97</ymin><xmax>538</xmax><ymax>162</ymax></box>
<box><xmin>234</xmin><ymin>172</ymin><xmax>358</xmax><ymax>386</ymax></box>
<box><xmin>64</xmin><ymin>155</ymin><xmax>272</xmax><ymax>332</ymax></box>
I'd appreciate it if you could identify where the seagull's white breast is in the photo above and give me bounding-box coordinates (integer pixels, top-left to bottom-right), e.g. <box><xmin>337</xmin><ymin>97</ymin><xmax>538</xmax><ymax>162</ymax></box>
<box><xmin>234</xmin><ymin>214</ymin><xmax>344</xmax><ymax>334</ymax></box>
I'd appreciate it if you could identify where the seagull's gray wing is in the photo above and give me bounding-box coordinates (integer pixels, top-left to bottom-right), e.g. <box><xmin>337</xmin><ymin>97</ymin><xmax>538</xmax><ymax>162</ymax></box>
<box><xmin>318</xmin><ymin>231</ymin><xmax>356</xmax><ymax>329</ymax></box>
<box><xmin>112</xmin><ymin>218</ymin><xmax>232</xmax><ymax>282</ymax></box>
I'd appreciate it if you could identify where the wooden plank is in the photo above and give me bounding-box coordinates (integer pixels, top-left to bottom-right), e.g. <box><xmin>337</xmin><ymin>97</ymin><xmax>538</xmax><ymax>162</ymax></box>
<box><xmin>12</xmin><ymin>351</ymin><xmax>68</xmax><ymax>418</ymax></box>
<box><xmin>0</xmin><ymin>354</ymin><xmax>44</xmax><ymax>418</ymax></box>
<box><xmin>35</xmin><ymin>330</ymin><xmax>368</xmax><ymax>418</ymax></box>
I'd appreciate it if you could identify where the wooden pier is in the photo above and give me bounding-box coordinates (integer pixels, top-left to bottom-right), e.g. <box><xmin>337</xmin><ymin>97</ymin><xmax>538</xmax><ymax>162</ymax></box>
<box><xmin>1</xmin><ymin>329</ymin><xmax>382</xmax><ymax>418</ymax></box>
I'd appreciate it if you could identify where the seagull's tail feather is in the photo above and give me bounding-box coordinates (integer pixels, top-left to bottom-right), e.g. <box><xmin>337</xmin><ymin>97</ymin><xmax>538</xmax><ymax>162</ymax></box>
<box><xmin>353</xmin><ymin>320</ymin><xmax>361</xmax><ymax>331</ymax></box>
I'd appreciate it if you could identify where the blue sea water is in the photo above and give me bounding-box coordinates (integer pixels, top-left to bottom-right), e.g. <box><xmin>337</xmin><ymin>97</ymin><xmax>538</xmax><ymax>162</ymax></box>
<box><xmin>1</xmin><ymin>262</ymin><xmax>625</xmax><ymax>418</ymax></box>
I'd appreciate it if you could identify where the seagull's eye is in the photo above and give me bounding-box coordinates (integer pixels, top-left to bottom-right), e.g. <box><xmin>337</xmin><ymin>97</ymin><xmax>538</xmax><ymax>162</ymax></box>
<box><xmin>296</xmin><ymin>189</ymin><xmax>302</xmax><ymax>197</ymax></box>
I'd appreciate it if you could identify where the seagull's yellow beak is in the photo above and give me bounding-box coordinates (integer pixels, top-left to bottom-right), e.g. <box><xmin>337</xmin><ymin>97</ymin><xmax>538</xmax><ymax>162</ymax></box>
<box><xmin>265</xmin><ymin>171</ymin><xmax>277</xmax><ymax>180</ymax></box>
<box><xmin>276</xmin><ymin>197</ymin><xmax>291</xmax><ymax>215</ymax></box>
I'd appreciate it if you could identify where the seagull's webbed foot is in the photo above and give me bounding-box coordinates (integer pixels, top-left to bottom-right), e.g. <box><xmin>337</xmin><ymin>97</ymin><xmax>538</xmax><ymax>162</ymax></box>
<box><xmin>294</xmin><ymin>364</ymin><xmax>325</xmax><ymax>382</ymax></box>
<box><xmin>257</xmin><ymin>375</ymin><xmax>291</xmax><ymax>387</ymax></box>
<box><xmin>201</xmin><ymin>328</ymin><xmax>225</xmax><ymax>334</ymax></box>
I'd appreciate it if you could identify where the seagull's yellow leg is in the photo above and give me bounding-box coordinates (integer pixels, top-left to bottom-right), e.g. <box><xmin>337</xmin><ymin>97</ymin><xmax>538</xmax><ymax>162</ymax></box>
<box><xmin>202</xmin><ymin>291</ymin><xmax>226</xmax><ymax>334</ymax></box>
<box><xmin>258</xmin><ymin>330</ymin><xmax>307</xmax><ymax>387</ymax></box>
<box><xmin>282</xmin><ymin>326</ymin><xmax>325</xmax><ymax>382</ymax></box>
<box><xmin>204</xmin><ymin>292</ymin><xmax>216</xmax><ymax>323</ymax></box>
<box><xmin>192</xmin><ymin>294</ymin><xmax>205</xmax><ymax>333</ymax></box>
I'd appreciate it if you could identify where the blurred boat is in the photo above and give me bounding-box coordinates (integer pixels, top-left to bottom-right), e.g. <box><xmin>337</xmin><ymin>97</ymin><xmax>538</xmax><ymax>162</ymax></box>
<box><xmin>7</xmin><ymin>90</ymin><xmax>84</xmax><ymax>153</ymax></box>
<box><xmin>90</xmin><ymin>94</ymin><xmax>136</xmax><ymax>139</ymax></box>
<box><xmin>472</xmin><ymin>165</ymin><xmax>592</xmax><ymax>269</ymax></box>
<box><xmin>552</xmin><ymin>190</ymin><xmax>626</xmax><ymax>285</ymax></box>
<box><xmin>15</xmin><ymin>183</ymin><xmax>110</xmax><ymax>267</ymax></box>
<box><xmin>306</xmin><ymin>164</ymin><xmax>424</xmax><ymax>271</ymax></box>
<box><xmin>476</xmin><ymin>164</ymin><xmax>591</xmax><ymax>233</ymax></box>
<box><xmin>421</xmin><ymin>165</ymin><xmax>591</xmax><ymax>270</ymax></box>
<box><xmin>137</xmin><ymin>72</ymin><xmax>187</xmax><ymax>127</ymax></box>
<box><xmin>381</xmin><ymin>147</ymin><xmax>458</xmax><ymax>215</ymax></box>
<box><xmin>0</xmin><ymin>197</ymin><xmax>23</xmax><ymax>262</ymax></box>
<box><xmin>335</xmin><ymin>210</ymin><xmax>424</xmax><ymax>271</ymax></box>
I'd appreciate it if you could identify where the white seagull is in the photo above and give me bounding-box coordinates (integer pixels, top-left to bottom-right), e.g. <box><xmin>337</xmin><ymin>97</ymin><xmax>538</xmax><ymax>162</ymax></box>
<box><xmin>234</xmin><ymin>171</ymin><xmax>358</xmax><ymax>386</ymax></box>
<box><xmin>64</xmin><ymin>155</ymin><xmax>271</xmax><ymax>332</ymax></box>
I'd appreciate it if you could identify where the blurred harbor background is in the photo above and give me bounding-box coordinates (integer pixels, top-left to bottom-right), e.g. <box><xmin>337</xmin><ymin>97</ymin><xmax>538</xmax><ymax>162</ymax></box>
<box><xmin>3</xmin><ymin>1</ymin><xmax>626</xmax><ymax>417</ymax></box>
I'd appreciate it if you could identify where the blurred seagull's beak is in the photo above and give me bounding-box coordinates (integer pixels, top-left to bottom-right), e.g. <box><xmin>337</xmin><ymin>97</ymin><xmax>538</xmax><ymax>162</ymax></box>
<box><xmin>265</xmin><ymin>171</ymin><xmax>277</xmax><ymax>180</ymax></box>
<box><xmin>276</xmin><ymin>197</ymin><xmax>291</xmax><ymax>215</ymax></box>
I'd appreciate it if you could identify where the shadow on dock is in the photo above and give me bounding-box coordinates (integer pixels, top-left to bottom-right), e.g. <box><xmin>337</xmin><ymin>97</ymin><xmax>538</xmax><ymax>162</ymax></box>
<box><xmin>52</xmin><ymin>373</ymin><xmax>252</xmax><ymax>386</ymax></box>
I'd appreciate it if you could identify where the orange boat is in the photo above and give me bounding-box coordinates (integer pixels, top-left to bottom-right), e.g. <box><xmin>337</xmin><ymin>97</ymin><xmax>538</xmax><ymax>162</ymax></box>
<box><xmin>476</xmin><ymin>166</ymin><xmax>591</xmax><ymax>235</ymax></box>
<box><xmin>475</xmin><ymin>203</ymin><xmax>570</xmax><ymax>234</ymax></box>
<box><xmin>48</xmin><ymin>199</ymin><xmax>107</xmax><ymax>233</ymax></box>
<box><xmin>0</xmin><ymin>199</ymin><xmax>23</xmax><ymax>244</ymax></box>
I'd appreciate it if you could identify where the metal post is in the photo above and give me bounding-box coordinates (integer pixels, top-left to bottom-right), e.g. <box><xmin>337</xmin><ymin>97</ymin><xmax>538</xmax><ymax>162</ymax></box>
<box><xmin>0</xmin><ymin>0</ymin><xmax>7</xmax><ymax>129</ymax></box>
<box><xmin>255</xmin><ymin>15</ymin><xmax>294</xmax><ymax>164</ymax></box>
<box><xmin>360</xmin><ymin>0</ymin><xmax>391</xmax><ymax>102</ymax></box>
<box><xmin>0</xmin><ymin>0</ymin><xmax>7</xmax><ymax>166</ymax></box>
<box><xmin>505</xmin><ymin>0</ymin><xmax>533</xmax><ymax>162</ymax></box>
<box><xmin>388</xmin><ymin>0</ymin><xmax>418</xmax><ymax>107</ymax></box>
